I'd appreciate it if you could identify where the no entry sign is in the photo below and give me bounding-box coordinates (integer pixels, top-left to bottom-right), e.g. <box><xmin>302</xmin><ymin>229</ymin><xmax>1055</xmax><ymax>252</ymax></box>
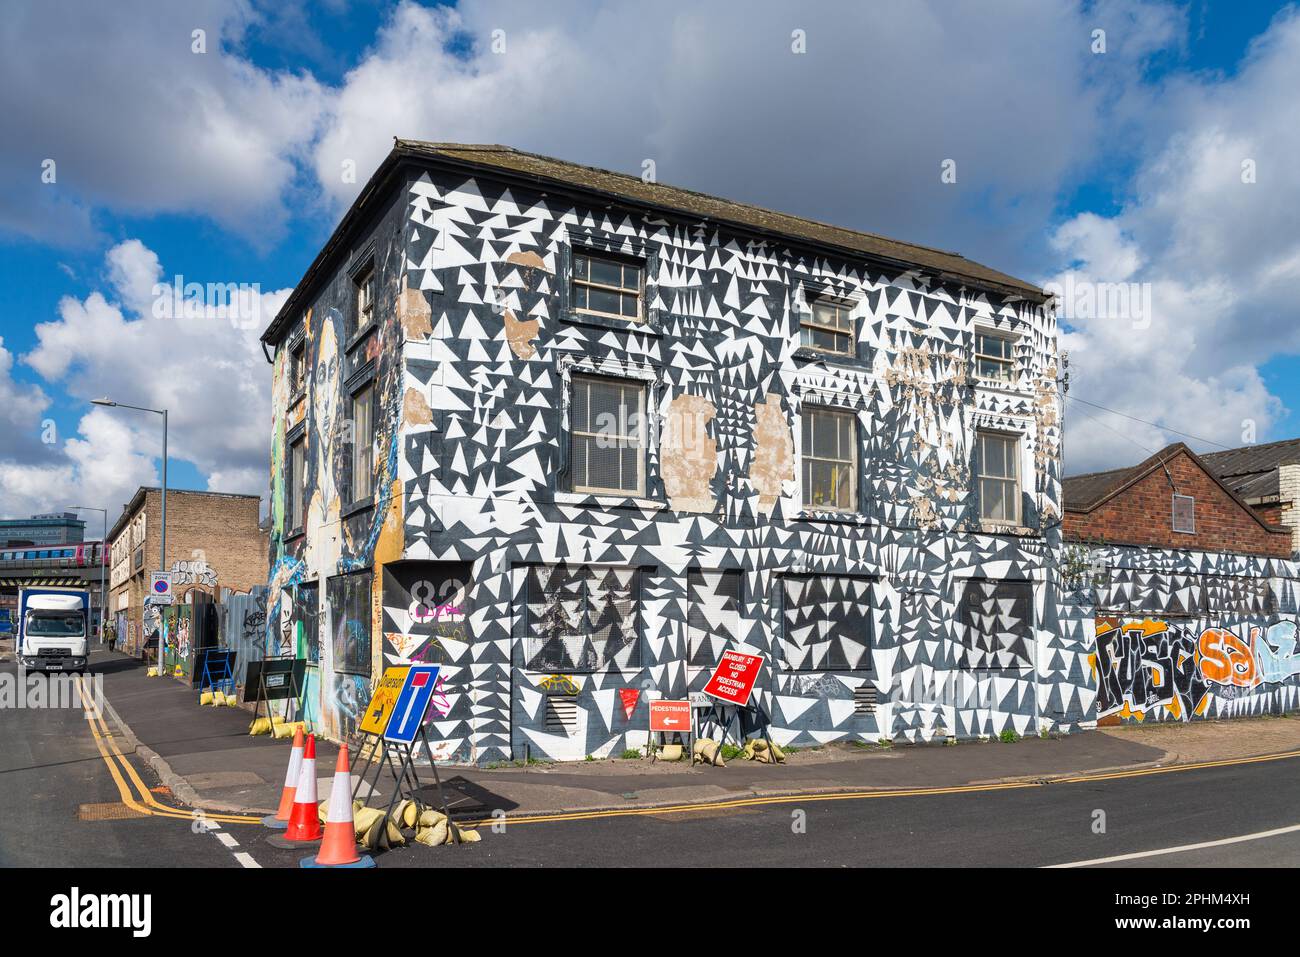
<box><xmin>702</xmin><ymin>650</ymin><xmax>764</xmax><ymax>707</ymax></box>
<box><xmin>649</xmin><ymin>699</ymin><xmax>690</xmax><ymax>733</ymax></box>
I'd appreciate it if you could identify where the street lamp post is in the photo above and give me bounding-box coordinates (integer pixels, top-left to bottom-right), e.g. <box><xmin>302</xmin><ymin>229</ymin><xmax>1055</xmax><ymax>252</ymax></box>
<box><xmin>91</xmin><ymin>399</ymin><xmax>167</xmax><ymax>579</ymax></box>
<box><xmin>68</xmin><ymin>505</ymin><xmax>108</xmax><ymax>646</ymax></box>
<box><xmin>92</xmin><ymin>399</ymin><xmax>167</xmax><ymax>667</ymax></box>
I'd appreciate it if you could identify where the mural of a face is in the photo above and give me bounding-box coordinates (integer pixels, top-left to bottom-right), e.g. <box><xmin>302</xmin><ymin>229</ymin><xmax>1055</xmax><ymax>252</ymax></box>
<box><xmin>305</xmin><ymin>316</ymin><xmax>343</xmax><ymax>577</ymax></box>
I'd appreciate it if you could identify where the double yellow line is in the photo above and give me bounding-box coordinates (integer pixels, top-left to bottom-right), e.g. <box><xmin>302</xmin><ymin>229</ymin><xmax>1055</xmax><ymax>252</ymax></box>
<box><xmin>465</xmin><ymin>747</ymin><xmax>1300</xmax><ymax>827</ymax></box>
<box><xmin>76</xmin><ymin>675</ymin><xmax>261</xmax><ymax>826</ymax></box>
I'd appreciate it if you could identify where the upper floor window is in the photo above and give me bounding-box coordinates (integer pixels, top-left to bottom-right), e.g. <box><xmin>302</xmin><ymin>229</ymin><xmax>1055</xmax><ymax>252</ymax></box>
<box><xmin>350</xmin><ymin>382</ymin><xmax>375</xmax><ymax>502</ymax></box>
<box><xmin>288</xmin><ymin>436</ymin><xmax>305</xmax><ymax>532</ymax></box>
<box><xmin>977</xmin><ymin>430</ymin><xmax>1020</xmax><ymax>524</ymax></box>
<box><xmin>1172</xmin><ymin>494</ymin><xmax>1195</xmax><ymax>534</ymax></box>
<box><xmin>571</xmin><ymin>251</ymin><xmax>643</xmax><ymax>322</ymax></box>
<box><xmin>800</xmin><ymin>298</ymin><xmax>855</xmax><ymax>355</ymax></box>
<box><xmin>974</xmin><ymin>330</ymin><xmax>1016</xmax><ymax>382</ymax></box>
<box><xmin>569</xmin><ymin>374</ymin><xmax>646</xmax><ymax>496</ymax></box>
<box><xmin>801</xmin><ymin>405</ymin><xmax>858</xmax><ymax>512</ymax></box>
<box><xmin>289</xmin><ymin>339</ymin><xmax>306</xmax><ymax>398</ymax></box>
<box><xmin>351</xmin><ymin>261</ymin><xmax>375</xmax><ymax>341</ymax></box>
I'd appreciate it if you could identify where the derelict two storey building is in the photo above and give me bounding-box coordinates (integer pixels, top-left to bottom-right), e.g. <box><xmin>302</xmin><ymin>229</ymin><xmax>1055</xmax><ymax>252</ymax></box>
<box><xmin>261</xmin><ymin>141</ymin><xmax>1081</xmax><ymax>763</ymax></box>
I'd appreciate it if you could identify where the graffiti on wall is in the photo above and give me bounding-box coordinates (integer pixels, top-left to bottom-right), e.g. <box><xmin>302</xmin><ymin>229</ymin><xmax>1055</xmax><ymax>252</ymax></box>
<box><xmin>1094</xmin><ymin>617</ymin><xmax>1300</xmax><ymax>721</ymax></box>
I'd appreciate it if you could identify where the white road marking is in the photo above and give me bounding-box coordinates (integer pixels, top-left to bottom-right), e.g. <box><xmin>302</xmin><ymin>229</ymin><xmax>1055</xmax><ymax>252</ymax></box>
<box><xmin>1048</xmin><ymin>822</ymin><xmax>1300</xmax><ymax>867</ymax></box>
<box><xmin>233</xmin><ymin>852</ymin><xmax>261</xmax><ymax>869</ymax></box>
<box><xmin>215</xmin><ymin>832</ymin><xmax>239</xmax><ymax>849</ymax></box>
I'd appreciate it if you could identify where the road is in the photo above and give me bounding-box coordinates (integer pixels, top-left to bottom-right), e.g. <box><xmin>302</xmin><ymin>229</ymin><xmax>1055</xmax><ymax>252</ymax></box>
<box><xmin>1</xmin><ymin>656</ymin><xmax>1297</xmax><ymax>869</ymax></box>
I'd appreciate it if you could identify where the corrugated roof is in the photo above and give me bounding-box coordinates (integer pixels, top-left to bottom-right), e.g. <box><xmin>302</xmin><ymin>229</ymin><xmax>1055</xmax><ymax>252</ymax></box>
<box><xmin>262</xmin><ymin>140</ymin><xmax>1046</xmax><ymax>344</ymax></box>
<box><xmin>1200</xmin><ymin>436</ymin><xmax>1300</xmax><ymax>500</ymax></box>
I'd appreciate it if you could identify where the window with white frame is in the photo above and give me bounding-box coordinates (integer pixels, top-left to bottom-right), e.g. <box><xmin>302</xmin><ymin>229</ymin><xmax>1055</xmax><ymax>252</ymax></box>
<box><xmin>569</xmin><ymin>374</ymin><xmax>647</xmax><ymax>496</ymax></box>
<box><xmin>801</xmin><ymin>405</ymin><xmax>858</xmax><ymax>512</ymax></box>
<box><xmin>571</xmin><ymin>250</ymin><xmax>643</xmax><ymax>321</ymax></box>
<box><xmin>350</xmin><ymin>382</ymin><xmax>375</xmax><ymax>502</ymax></box>
<box><xmin>352</xmin><ymin>261</ymin><xmax>375</xmax><ymax>340</ymax></box>
<box><xmin>1172</xmin><ymin>494</ymin><xmax>1195</xmax><ymax>533</ymax></box>
<box><xmin>288</xmin><ymin>436</ymin><xmax>305</xmax><ymax>532</ymax></box>
<box><xmin>974</xmin><ymin>330</ymin><xmax>1016</xmax><ymax>382</ymax></box>
<box><xmin>977</xmin><ymin>430</ymin><xmax>1021</xmax><ymax>524</ymax></box>
<box><xmin>800</xmin><ymin>298</ymin><xmax>855</xmax><ymax>355</ymax></box>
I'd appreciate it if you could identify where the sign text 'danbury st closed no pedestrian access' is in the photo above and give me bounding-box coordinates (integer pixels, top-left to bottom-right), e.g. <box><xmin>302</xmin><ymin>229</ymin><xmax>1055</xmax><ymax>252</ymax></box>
<box><xmin>702</xmin><ymin>650</ymin><xmax>764</xmax><ymax>707</ymax></box>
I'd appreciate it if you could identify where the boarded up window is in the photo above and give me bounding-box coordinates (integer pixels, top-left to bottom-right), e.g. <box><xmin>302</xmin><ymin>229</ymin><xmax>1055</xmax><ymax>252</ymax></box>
<box><xmin>780</xmin><ymin>575</ymin><xmax>873</xmax><ymax>671</ymax></box>
<box><xmin>1172</xmin><ymin>494</ymin><xmax>1195</xmax><ymax>533</ymax></box>
<box><xmin>525</xmin><ymin>565</ymin><xmax>640</xmax><ymax>672</ymax></box>
<box><xmin>687</xmin><ymin>570</ymin><xmax>741</xmax><ymax>667</ymax></box>
<box><xmin>327</xmin><ymin>570</ymin><xmax>372</xmax><ymax>676</ymax></box>
<box><xmin>291</xmin><ymin>581</ymin><xmax>319</xmax><ymax>664</ymax></box>
<box><xmin>958</xmin><ymin>579</ymin><xmax>1033</xmax><ymax>670</ymax></box>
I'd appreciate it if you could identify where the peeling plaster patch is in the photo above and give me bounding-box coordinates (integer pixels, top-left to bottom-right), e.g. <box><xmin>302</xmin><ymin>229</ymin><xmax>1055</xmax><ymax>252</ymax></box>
<box><xmin>399</xmin><ymin>273</ymin><xmax>432</xmax><ymax>340</ymax></box>
<box><xmin>506</xmin><ymin>250</ymin><xmax>550</xmax><ymax>272</ymax></box>
<box><xmin>661</xmin><ymin>393</ymin><xmax>718</xmax><ymax>513</ymax></box>
<box><xmin>504</xmin><ymin>308</ymin><xmax>539</xmax><ymax>360</ymax></box>
<box><xmin>402</xmin><ymin>387</ymin><xmax>432</xmax><ymax>426</ymax></box>
<box><xmin>749</xmin><ymin>393</ymin><xmax>794</xmax><ymax>514</ymax></box>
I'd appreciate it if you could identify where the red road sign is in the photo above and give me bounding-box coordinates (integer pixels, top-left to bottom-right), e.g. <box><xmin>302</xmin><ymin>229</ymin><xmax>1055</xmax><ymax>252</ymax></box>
<box><xmin>702</xmin><ymin>650</ymin><xmax>764</xmax><ymax>707</ymax></box>
<box><xmin>649</xmin><ymin>699</ymin><xmax>691</xmax><ymax>732</ymax></box>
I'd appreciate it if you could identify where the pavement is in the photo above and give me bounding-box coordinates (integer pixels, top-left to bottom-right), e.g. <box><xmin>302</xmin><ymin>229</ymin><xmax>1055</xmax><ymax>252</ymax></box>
<box><xmin>87</xmin><ymin>648</ymin><xmax>1300</xmax><ymax>822</ymax></box>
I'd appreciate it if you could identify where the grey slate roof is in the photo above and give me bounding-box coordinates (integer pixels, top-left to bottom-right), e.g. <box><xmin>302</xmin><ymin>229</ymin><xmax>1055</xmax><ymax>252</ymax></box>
<box><xmin>262</xmin><ymin>140</ymin><xmax>1046</xmax><ymax>345</ymax></box>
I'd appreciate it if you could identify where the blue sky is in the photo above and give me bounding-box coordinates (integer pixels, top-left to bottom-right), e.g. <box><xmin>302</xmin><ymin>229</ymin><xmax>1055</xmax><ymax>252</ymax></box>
<box><xmin>3</xmin><ymin>0</ymin><xmax>1300</xmax><ymax>519</ymax></box>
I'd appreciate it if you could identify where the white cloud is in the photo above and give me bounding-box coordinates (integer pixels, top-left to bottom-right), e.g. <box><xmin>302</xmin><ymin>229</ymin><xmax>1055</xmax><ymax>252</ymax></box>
<box><xmin>1049</xmin><ymin>9</ymin><xmax>1300</xmax><ymax>473</ymax></box>
<box><xmin>0</xmin><ymin>0</ymin><xmax>325</xmax><ymax>245</ymax></box>
<box><xmin>0</xmin><ymin>239</ymin><xmax>289</xmax><ymax>519</ymax></box>
<box><xmin>0</xmin><ymin>337</ymin><xmax>50</xmax><ymax>460</ymax></box>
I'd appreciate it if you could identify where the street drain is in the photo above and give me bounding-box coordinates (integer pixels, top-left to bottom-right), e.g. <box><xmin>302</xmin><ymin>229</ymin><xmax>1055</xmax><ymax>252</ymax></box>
<box><xmin>78</xmin><ymin>802</ymin><xmax>150</xmax><ymax>821</ymax></box>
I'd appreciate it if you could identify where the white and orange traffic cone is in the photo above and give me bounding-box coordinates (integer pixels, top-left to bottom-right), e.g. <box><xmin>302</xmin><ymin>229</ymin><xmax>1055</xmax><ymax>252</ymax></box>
<box><xmin>277</xmin><ymin>734</ymin><xmax>322</xmax><ymax>844</ymax></box>
<box><xmin>262</xmin><ymin>726</ymin><xmax>304</xmax><ymax>829</ymax></box>
<box><xmin>301</xmin><ymin>745</ymin><xmax>375</xmax><ymax>868</ymax></box>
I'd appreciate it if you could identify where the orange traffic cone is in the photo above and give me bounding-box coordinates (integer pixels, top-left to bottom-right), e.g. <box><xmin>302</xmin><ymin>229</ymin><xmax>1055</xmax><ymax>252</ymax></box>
<box><xmin>262</xmin><ymin>727</ymin><xmax>304</xmax><ymax>829</ymax></box>
<box><xmin>282</xmin><ymin>734</ymin><xmax>322</xmax><ymax>843</ymax></box>
<box><xmin>302</xmin><ymin>745</ymin><xmax>375</xmax><ymax>868</ymax></box>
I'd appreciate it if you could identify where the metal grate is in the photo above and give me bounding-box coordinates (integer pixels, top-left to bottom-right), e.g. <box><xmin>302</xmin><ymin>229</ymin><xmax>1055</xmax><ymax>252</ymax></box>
<box><xmin>78</xmin><ymin>802</ymin><xmax>149</xmax><ymax>821</ymax></box>
<box><xmin>853</xmin><ymin>685</ymin><xmax>878</xmax><ymax>715</ymax></box>
<box><xmin>545</xmin><ymin>696</ymin><xmax>579</xmax><ymax>734</ymax></box>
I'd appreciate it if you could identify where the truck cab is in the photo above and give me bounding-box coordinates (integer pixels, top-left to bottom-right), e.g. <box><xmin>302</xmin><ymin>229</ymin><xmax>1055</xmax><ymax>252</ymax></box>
<box><xmin>18</xmin><ymin>590</ymin><xmax>89</xmax><ymax>674</ymax></box>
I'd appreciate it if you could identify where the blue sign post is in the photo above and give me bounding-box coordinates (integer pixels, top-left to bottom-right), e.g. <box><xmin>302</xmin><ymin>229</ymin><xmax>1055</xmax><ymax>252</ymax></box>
<box><xmin>383</xmin><ymin>664</ymin><xmax>441</xmax><ymax>744</ymax></box>
<box><xmin>367</xmin><ymin>663</ymin><xmax>463</xmax><ymax>851</ymax></box>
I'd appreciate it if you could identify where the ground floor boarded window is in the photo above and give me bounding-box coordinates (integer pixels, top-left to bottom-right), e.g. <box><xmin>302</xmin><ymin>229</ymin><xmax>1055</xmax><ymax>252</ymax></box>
<box><xmin>291</xmin><ymin>581</ymin><xmax>319</xmax><ymax>663</ymax></box>
<box><xmin>687</xmin><ymin>569</ymin><xmax>741</xmax><ymax>666</ymax></box>
<box><xmin>957</xmin><ymin>579</ymin><xmax>1034</xmax><ymax>670</ymax></box>
<box><xmin>327</xmin><ymin>570</ymin><xmax>372</xmax><ymax>675</ymax></box>
<box><xmin>780</xmin><ymin>575</ymin><xmax>873</xmax><ymax>671</ymax></box>
<box><xmin>525</xmin><ymin>565</ymin><xmax>640</xmax><ymax>672</ymax></box>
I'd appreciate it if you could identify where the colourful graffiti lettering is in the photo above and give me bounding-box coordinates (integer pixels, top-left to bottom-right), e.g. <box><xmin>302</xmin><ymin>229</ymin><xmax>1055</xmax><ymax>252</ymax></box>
<box><xmin>1197</xmin><ymin>627</ymin><xmax>1257</xmax><ymax>688</ymax></box>
<box><xmin>1094</xmin><ymin>616</ymin><xmax>1300</xmax><ymax>722</ymax></box>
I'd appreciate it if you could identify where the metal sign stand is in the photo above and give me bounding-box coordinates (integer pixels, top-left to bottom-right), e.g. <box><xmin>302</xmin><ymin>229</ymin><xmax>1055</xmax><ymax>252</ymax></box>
<box><xmin>693</xmin><ymin>697</ymin><xmax>778</xmax><ymax>763</ymax></box>
<box><xmin>372</xmin><ymin>725</ymin><xmax>462</xmax><ymax>846</ymax></box>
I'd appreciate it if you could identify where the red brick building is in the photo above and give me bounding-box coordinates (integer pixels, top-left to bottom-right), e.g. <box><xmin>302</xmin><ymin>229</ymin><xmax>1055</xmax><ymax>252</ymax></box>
<box><xmin>1063</xmin><ymin>443</ymin><xmax>1291</xmax><ymax>558</ymax></box>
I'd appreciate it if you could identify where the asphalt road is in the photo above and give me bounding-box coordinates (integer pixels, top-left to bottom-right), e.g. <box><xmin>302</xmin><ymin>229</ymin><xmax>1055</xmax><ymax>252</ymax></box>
<box><xmin>2</xmin><ymin>656</ymin><xmax>1298</xmax><ymax>869</ymax></box>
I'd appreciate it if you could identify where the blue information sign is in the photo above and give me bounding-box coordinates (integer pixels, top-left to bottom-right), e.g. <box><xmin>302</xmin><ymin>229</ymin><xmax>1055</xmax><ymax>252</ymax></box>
<box><xmin>383</xmin><ymin>664</ymin><xmax>441</xmax><ymax>744</ymax></box>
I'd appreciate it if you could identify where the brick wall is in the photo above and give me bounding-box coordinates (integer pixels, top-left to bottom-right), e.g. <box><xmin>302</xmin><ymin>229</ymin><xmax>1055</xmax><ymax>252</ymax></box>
<box><xmin>1064</xmin><ymin>449</ymin><xmax>1290</xmax><ymax>557</ymax></box>
<box><xmin>108</xmin><ymin>490</ymin><xmax>267</xmax><ymax>648</ymax></box>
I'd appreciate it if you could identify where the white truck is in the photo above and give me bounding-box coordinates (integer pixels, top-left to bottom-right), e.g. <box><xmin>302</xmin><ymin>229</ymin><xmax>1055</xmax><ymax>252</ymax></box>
<box><xmin>17</xmin><ymin>587</ymin><xmax>90</xmax><ymax>674</ymax></box>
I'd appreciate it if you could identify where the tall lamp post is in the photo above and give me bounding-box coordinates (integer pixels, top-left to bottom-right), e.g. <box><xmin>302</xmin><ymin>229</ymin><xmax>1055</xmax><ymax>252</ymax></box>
<box><xmin>68</xmin><ymin>505</ymin><xmax>108</xmax><ymax>646</ymax></box>
<box><xmin>91</xmin><ymin>399</ymin><xmax>167</xmax><ymax>578</ymax></box>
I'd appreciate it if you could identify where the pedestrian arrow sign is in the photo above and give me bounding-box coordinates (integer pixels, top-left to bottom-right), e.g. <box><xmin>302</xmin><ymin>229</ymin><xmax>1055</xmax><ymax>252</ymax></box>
<box><xmin>649</xmin><ymin>699</ymin><xmax>691</xmax><ymax>733</ymax></box>
<box><xmin>383</xmin><ymin>664</ymin><xmax>441</xmax><ymax>744</ymax></box>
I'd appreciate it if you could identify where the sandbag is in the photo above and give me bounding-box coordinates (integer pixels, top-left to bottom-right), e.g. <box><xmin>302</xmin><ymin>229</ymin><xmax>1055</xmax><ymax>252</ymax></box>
<box><xmin>199</xmin><ymin>691</ymin><xmax>214</xmax><ymax>706</ymax></box>
<box><xmin>415</xmin><ymin>820</ymin><xmax>448</xmax><ymax>847</ymax></box>
<box><xmin>248</xmin><ymin>716</ymin><xmax>273</xmax><ymax>736</ymax></box>
<box><xmin>693</xmin><ymin>737</ymin><xmax>725</xmax><ymax>767</ymax></box>
<box><xmin>658</xmin><ymin>743</ymin><xmax>683</xmax><ymax>762</ymax></box>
